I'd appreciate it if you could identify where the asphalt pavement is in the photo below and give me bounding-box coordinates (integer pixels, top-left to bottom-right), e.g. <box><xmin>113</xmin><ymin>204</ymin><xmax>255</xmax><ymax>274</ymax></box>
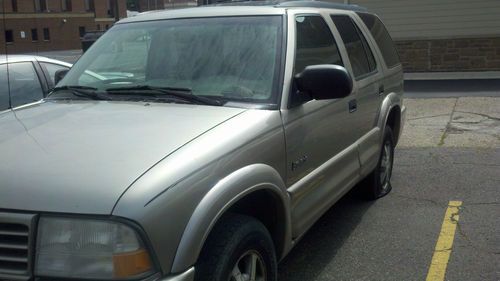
<box><xmin>278</xmin><ymin>95</ymin><xmax>500</xmax><ymax>281</ymax></box>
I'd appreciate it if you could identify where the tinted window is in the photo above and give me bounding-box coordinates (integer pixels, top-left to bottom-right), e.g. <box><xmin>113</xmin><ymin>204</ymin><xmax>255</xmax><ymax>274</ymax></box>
<box><xmin>31</xmin><ymin>28</ymin><xmax>38</xmax><ymax>41</ymax></box>
<box><xmin>0</xmin><ymin>64</ymin><xmax>10</xmax><ymax>111</ymax></box>
<box><xmin>5</xmin><ymin>30</ymin><xmax>14</xmax><ymax>43</ymax></box>
<box><xmin>41</xmin><ymin>62</ymin><xmax>70</xmax><ymax>86</ymax></box>
<box><xmin>358</xmin><ymin>13</ymin><xmax>400</xmax><ymax>68</ymax></box>
<box><xmin>331</xmin><ymin>15</ymin><xmax>376</xmax><ymax>79</ymax></box>
<box><xmin>79</xmin><ymin>26</ymin><xmax>86</xmax><ymax>38</ymax></box>
<box><xmin>295</xmin><ymin>15</ymin><xmax>343</xmax><ymax>74</ymax></box>
<box><xmin>8</xmin><ymin>62</ymin><xmax>44</xmax><ymax>108</ymax></box>
<box><xmin>43</xmin><ymin>28</ymin><xmax>50</xmax><ymax>41</ymax></box>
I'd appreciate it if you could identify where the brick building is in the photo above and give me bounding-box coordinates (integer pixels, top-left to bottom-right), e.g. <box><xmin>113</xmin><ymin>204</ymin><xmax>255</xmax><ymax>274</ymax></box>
<box><xmin>1</xmin><ymin>0</ymin><xmax>127</xmax><ymax>54</ymax></box>
<box><xmin>331</xmin><ymin>0</ymin><xmax>500</xmax><ymax>73</ymax></box>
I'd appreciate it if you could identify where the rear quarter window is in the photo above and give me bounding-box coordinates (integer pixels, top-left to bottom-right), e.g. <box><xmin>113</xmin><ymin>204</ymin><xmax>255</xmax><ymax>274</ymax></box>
<box><xmin>357</xmin><ymin>12</ymin><xmax>400</xmax><ymax>68</ymax></box>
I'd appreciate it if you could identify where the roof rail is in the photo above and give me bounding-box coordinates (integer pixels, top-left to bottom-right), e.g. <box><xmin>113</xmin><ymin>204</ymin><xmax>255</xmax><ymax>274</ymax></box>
<box><xmin>205</xmin><ymin>0</ymin><xmax>367</xmax><ymax>11</ymax></box>
<box><xmin>276</xmin><ymin>1</ymin><xmax>366</xmax><ymax>11</ymax></box>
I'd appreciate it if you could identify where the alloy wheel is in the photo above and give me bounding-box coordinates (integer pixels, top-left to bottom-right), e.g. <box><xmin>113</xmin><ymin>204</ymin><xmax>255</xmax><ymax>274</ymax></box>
<box><xmin>229</xmin><ymin>250</ymin><xmax>267</xmax><ymax>281</ymax></box>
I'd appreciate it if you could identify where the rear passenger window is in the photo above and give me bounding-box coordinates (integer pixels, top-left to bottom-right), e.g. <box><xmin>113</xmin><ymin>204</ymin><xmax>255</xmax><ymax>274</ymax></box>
<box><xmin>8</xmin><ymin>62</ymin><xmax>44</xmax><ymax>108</ymax></box>
<box><xmin>294</xmin><ymin>15</ymin><xmax>343</xmax><ymax>74</ymax></box>
<box><xmin>357</xmin><ymin>12</ymin><xmax>400</xmax><ymax>68</ymax></box>
<box><xmin>331</xmin><ymin>15</ymin><xmax>376</xmax><ymax>79</ymax></box>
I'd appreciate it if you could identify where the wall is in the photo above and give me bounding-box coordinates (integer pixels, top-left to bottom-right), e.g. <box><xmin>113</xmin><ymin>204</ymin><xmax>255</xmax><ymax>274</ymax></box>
<box><xmin>396</xmin><ymin>38</ymin><xmax>500</xmax><ymax>72</ymax></box>
<box><xmin>331</xmin><ymin>0</ymin><xmax>500</xmax><ymax>72</ymax></box>
<box><xmin>344</xmin><ymin>0</ymin><xmax>500</xmax><ymax>40</ymax></box>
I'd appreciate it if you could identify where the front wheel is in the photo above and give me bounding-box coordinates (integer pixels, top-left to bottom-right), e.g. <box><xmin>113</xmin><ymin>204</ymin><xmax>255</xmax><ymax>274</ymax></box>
<box><xmin>196</xmin><ymin>214</ymin><xmax>277</xmax><ymax>281</ymax></box>
<box><xmin>363</xmin><ymin>126</ymin><xmax>395</xmax><ymax>200</ymax></box>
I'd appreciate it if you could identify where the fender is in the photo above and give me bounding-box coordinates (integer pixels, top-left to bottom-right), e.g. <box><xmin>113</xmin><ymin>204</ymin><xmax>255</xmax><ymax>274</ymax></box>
<box><xmin>377</xmin><ymin>92</ymin><xmax>402</xmax><ymax>141</ymax></box>
<box><xmin>170</xmin><ymin>164</ymin><xmax>292</xmax><ymax>273</ymax></box>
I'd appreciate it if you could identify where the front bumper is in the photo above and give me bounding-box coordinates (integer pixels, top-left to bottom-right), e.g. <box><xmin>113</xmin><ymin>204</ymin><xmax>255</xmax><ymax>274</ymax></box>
<box><xmin>159</xmin><ymin>268</ymin><xmax>195</xmax><ymax>281</ymax></box>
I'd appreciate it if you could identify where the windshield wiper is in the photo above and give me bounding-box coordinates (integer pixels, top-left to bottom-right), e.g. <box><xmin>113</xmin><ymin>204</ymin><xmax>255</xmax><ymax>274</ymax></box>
<box><xmin>105</xmin><ymin>85</ymin><xmax>222</xmax><ymax>106</ymax></box>
<box><xmin>49</xmin><ymin>86</ymin><xmax>113</xmax><ymax>101</ymax></box>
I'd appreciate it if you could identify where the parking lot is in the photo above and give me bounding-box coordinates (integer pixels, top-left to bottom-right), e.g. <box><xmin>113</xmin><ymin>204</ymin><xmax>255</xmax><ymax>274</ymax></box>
<box><xmin>278</xmin><ymin>95</ymin><xmax>500</xmax><ymax>281</ymax></box>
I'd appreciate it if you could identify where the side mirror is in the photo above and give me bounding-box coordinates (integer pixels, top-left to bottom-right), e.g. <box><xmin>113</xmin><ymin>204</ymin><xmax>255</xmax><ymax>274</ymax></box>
<box><xmin>54</xmin><ymin>69</ymin><xmax>69</xmax><ymax>85</ymax></box>
<box><xmin>294</xmin><ymin>65</ymin><xmax>353</xmax><ymax>100</ymax></box>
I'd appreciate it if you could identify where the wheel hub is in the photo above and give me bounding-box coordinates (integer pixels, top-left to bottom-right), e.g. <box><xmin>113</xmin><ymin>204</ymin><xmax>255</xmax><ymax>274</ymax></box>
<box><xmin>230</xmin><ymin>250</ymin><xmax>267</xmax><ymax>281</ymax></box>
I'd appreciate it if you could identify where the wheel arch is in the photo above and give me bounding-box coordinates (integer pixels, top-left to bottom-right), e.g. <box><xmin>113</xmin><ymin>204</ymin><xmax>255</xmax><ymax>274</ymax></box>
<box><xmin>378</xmin><ymin>93</ymin><xmax>403</xmax><ymax>145</ymax></box>
<box><xmin>170</xmin><ymin>163</ymin><xmax>292</xmax><ymax>273</ymax></box>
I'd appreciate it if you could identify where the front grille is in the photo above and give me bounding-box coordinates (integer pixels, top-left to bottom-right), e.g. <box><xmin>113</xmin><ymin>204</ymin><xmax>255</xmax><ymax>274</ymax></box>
<box><xmin>0</xmin><ymin>213</ymin><xmax>36</xmax><ymax>281</ymax></box>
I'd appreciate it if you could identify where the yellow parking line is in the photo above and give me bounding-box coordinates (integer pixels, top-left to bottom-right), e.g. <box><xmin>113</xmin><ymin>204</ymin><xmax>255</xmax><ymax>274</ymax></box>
<box><xmin>425</xmin><ymin>201</ymin><xmax>462</xmax><ymax>281</ymax></box>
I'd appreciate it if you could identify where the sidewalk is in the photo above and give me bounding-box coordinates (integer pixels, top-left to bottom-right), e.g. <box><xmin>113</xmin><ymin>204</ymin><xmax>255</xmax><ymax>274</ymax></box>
<box><xmin>399</xmin><ymin>97</ymin><xmax>500</xmax><ymax>148</ymax></box>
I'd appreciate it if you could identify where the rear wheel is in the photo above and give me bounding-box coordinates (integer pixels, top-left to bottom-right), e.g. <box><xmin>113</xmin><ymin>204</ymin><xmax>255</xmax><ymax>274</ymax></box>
<box><xmin>363</xmin><ymin>126</ymin><xmax>395</xmax><ymax>200</ymax></box>
<box><xmin>196</xmin><ymin>214</ymin><xmax>277</xmax><ymax>281</ymax></box>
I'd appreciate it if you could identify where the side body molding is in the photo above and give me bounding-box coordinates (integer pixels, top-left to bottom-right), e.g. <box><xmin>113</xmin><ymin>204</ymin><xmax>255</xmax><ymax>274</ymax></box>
<box><xmin>171</xmin><ymin>164</ymin><xmax>292</xmax><ymax>273</ymax></box>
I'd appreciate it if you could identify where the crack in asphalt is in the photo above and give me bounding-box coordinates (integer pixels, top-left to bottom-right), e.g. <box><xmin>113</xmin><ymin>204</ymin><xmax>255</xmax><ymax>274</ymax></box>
<box><xmin>451</xmin><ymin>162</ymin><xmax>500</xmax><ymax>167</ymax></box>
<box><xmin>455</xmin><ymin>111</ymin><xmax>500</xmax><ymax>122</ymax></box>
<box><xmin>408</xmin><ymin>113</ymin><xmax>450</xmax><ymax>121</ymax></box>
<box><xmin>392</xmin><ymin>194</ymin><xmax>444</xmax><ymax>206</ymax></box>
<box><xmin>438</xmin><ymin>98</ymin><xmax>459</xmax><ymax>146</ymax></box>
<box><xmin>454</xmin><ymin>220</ymin><xmax>500</xmax><ymax>255</ymax></box>
<box><xmin>392</xmin><ymin>194</ymin><xmax>500</xmax><ymax>255</ymax></box>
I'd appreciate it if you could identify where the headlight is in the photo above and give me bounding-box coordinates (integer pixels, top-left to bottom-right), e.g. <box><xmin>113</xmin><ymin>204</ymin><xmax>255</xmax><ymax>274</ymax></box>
<box><xmin>36</xmin><ymin>217</ymin><xmax>154</xmax><ymax>280</ymax></box>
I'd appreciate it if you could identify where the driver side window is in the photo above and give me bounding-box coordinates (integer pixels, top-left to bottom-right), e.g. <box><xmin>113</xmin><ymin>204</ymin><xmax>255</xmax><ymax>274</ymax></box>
<box><xmin>291</xmin><ymin>15</ymin><xmax>343</xmax><ymax>106</ymax></box>
<box><xmin>294</xmin><ymin>15</ymin><xmax>343</xmax><ymax>74</ymax></box>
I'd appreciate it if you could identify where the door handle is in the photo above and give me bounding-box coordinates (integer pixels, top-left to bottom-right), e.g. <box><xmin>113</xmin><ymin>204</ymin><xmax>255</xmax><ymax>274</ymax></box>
<box><xmin>378</xmin><ymin>85</ymin><xmax>385</xmax><ymax>95</ymax></box>
<box><xmin>348</xmin><ymin>99</ymin><xmax>357</xmax><ymax>113</ymax></box>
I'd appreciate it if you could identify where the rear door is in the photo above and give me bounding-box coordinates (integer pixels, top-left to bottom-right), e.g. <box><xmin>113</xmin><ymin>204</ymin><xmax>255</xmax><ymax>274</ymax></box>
<box><xmin>330</xmin><ymin>14</ymin><xmax>384</xmax><ymax>176</ymax></box>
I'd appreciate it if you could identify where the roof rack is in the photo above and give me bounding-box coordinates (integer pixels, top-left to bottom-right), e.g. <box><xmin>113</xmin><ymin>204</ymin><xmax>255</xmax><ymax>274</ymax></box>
<box><xmin>206</xmin><ymin>0</ymin><xmax>367</xmax><ymax>12</ymax></box>
<box><xmin>276</xmin><ymin>1</ymin><xmax>366</xmax><ymax>11</ymax></box>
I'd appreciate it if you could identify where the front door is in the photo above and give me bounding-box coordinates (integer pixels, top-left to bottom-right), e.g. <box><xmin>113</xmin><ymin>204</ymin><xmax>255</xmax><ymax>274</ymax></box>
<box><xmin>281</xmin><ymin>14</ymin><xmax>361</xmax><ymax>238</ymax></box>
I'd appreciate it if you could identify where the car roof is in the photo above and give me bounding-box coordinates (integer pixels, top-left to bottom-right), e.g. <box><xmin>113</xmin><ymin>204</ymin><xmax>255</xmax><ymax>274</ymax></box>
<box><xmin>0</xmin><ymin>55</ymin><xmax>72</xmax><ymax>67</ymax></box>
<box><xmin>119</xmin><ymin>0</ymin><xmax>366</xmax><ymax>24</ymax></box>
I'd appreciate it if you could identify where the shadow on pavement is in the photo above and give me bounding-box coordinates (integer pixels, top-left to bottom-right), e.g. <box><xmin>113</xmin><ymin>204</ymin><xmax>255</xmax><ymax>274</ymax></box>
<box><xmin>278</xmin><ymin>187</ymin><xmax>375</xmax><ymax>280</ymax></box>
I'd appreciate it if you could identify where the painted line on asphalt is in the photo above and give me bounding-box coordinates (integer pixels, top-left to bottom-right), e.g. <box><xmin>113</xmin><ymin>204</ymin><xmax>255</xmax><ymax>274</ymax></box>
<box><xmin>425</xmin><ymin>200</ymin><xmax>462</xmax><ymax>281</ymax></box>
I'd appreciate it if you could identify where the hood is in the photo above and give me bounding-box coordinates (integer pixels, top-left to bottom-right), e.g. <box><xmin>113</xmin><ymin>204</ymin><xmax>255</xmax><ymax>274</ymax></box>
<box><xmin>0</xmin><ymin>101</ymin><xmax>245</xmax><ymax>214</ymax></box>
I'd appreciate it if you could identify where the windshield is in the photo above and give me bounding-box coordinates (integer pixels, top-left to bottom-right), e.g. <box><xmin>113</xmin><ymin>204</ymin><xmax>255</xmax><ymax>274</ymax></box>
<box><xmin>58</xmin><ymin>16</ymin><xmax>284</xmax><ymax>105</ymax></box>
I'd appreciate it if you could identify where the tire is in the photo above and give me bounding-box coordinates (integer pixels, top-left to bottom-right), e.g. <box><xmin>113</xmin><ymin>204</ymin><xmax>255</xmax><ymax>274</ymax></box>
<box><xmin>363</xmin><ymin>126</ymin><xmax>395</xmax><ymax>200</ymax></box>
<box><xmin>195</xmin><ymin>214</ymin><xmax>277</xmax><ymax>281</ymax></box>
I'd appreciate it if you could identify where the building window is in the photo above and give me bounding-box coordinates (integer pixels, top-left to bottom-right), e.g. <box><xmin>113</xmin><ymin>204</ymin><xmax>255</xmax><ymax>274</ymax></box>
<box><xmin>31</xmin><ymin>28</ymin><xmax>38</xmax><ymax>41</ymax></box>
<box><xmin>96</xmin><ymin>24</ymin><xmax>101</xmax><ymax>30</ymax></box>
<box><xmin>84</xmin><ymin>0</ymin><xmax>95</xmax><ymax>11</ymax></box>
<box><xmin>79</xmin><ymin>26</ymin><xmax>86</xmax><ymax>38</ymax></box>
<box><xmin>61</xmin><ymin>0</ymin><xmax>72</xmax><ymax>11</ymax></box>
<box><xmin>34</xmin><ymin>0</ymin><xmax>48</xmax><ymax>12</ymax></box>
<box><xmin>12</xmin><ymin>0</ymin><xmax>18</xmax><ymax>12</ymax></box>
<box><xmin>108</xmin><ymin>0</ymin><xmax>116</xmax><ymax>18</ymax></box>
<box><xmin>5</xmin><ymin>30</ymin><xmax>14</xmax><ymax>43</ymax></box>
<box><xmin>43</xmin><ymin>28</ymin><xmax>50</xmax><ymax>41</ymax></box>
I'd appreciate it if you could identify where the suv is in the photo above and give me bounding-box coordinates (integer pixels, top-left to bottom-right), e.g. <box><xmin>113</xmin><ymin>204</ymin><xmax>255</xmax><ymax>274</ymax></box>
<box><xmin>0</xmin><ymin>2</ymin><xmax>405</xmax><ymax>281</ymax></box>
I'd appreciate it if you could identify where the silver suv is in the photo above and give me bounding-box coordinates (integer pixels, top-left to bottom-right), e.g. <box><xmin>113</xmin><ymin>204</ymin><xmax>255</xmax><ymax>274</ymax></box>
<box><xmin>0</xmin><ymin>2</ymin><xmax>405</xmax><ymax>281</ymax></box>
